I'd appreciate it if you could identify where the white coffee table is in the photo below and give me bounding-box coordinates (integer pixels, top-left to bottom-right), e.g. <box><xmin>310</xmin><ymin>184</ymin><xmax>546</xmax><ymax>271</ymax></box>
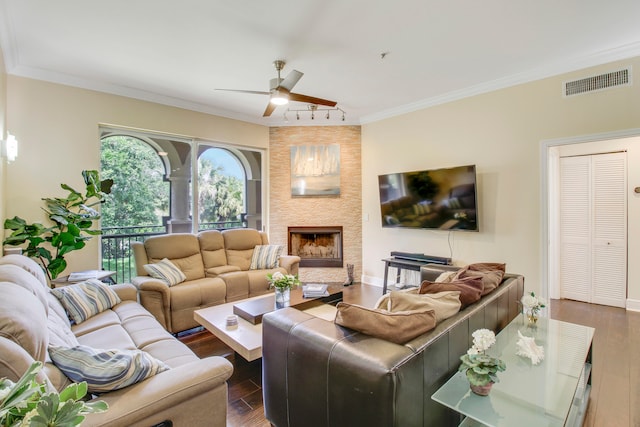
<box><xmin>194</xmin><ymin>293</ymin><xmax>337</xmax><ymax>361</ymax></box>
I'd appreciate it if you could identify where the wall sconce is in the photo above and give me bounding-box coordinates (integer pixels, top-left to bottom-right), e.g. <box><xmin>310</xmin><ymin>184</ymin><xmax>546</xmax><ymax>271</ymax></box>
<box><xmin>283</xmin><ymin>104</ymin><xmax>346</xmax><ymax>122</ymax></box>
<box><xmin>2</xmin><ymin>133</ymin><xmax>18</xmax><ymax>163</ymax></box>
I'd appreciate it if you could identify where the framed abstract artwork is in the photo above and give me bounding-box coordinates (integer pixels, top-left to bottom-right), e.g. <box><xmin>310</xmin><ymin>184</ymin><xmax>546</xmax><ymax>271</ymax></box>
<box><xmin>290</xmin><ymin>144</ymin><xmax>340</xmax><ymax>197</ymax></box>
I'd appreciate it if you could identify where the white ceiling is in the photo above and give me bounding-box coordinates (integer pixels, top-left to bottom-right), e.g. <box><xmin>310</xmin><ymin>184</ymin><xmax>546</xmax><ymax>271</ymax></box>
<box><xmin>2</xmin><ymin>0</ymin><xmax>640</xmax><ymax>126</ymax></box>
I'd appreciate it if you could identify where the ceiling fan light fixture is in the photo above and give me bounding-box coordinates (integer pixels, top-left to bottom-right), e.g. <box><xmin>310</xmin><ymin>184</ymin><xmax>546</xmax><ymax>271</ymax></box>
<box><xmin>270</xmin><ymin>89</ymin><xmax>289</xmax><ymax>105</ymax></box>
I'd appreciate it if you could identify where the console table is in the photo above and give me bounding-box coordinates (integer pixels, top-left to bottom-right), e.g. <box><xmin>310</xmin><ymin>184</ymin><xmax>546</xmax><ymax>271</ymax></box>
<box><xmin>432</xmin><ymin>316</ymin><xmax>594</xmax><ymax>426</ymax></box>
<box><xmin>381</xmin><ymin>257</ymin><xmax>432</xmax><ymax>294</ymax></box>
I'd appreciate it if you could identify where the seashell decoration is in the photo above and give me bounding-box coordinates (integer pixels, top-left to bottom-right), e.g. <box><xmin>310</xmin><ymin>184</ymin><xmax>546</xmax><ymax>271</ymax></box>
<box><xmin>515</xmin><ymin>331</ymin><xmax>545</xmax><ymax>365</ymax></box>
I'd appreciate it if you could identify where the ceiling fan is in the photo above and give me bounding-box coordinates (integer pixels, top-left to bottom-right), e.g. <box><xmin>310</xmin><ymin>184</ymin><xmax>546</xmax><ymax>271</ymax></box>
<box><xmin>216</xmin><ymin>60</ymin><xmax>337</xmax><ymax>117</ymax></box>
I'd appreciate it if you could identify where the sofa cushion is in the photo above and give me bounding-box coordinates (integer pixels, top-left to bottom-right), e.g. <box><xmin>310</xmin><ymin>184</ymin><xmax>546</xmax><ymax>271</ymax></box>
<box><xmin>51</xmin><ymin>279</ymin><xmax>122</xmax><ymax>324</ymax></box>
<box><xmin>334</xmin><ymin>302</ymin><xmax>437</xmax><ymax>344</ymax></box>
<box><xmin>418</xmin><ymin>276</ymin><xmax>484</xmax><ymax>308</ymax></box>
<box><xmin>198</xmin><ymin>230</ymin><xmax>229</xmax><ymax>269</ymax></box>
<box><xmin>222</xmin><ymin>228</ymin><xmax>265</xmax><ymax>270</ymax></box>
<box><xmin>0</xmin><ymin>264</ymin><xmax>49</xmax><ymax>313</ymax></box>
<box><xmin>0</xmin><ymin>254</ymin><xmax>48</xmax><ymax>287</ymax></box>
<box><xmin>0</xmin><ymin>283</ymin><xmax>49</xmax><ymax>363</ymax></box>
<box><xmin>143</xmin><ymin>258</ymin><xmax>187</xmax><ymax>286</ymax></box>
<box><xmin>454</xmin><ymin>263</ymin><xmax>506</xmax><ymax>295</ymax></box>
<box><xmin>249</xmin><ymin>245</ymin><xmax>283</xmax><ymax>270</ymax></box>
<box><xmin>386</xmin><ymin>290</ymin><xmax>462</xmax><ymax>323</ymax></box>
<box><xmin>144</xmin><ymin>233</ymin><xmax>206</xmax><ymax>280</ymax></box>
<box><xmin>49</xmin><ymin>344</ymin><xmax>170</xmax><ymax>393</ymax></box>
<box><xmin>48</xmin><ymin>309</ymin><xmax>80</xmax><ymax>348</ymax></box>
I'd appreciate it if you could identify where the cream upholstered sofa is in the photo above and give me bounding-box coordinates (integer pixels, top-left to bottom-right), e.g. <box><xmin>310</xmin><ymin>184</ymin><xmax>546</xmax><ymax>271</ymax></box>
<box><xmin>132</xmin><ymin>228</ymin><xmax>300</xmax><ymax>334</ymax></box>
<box><xmin>0</xmin><ymin>254</ymin><xmax>233</xmax><ymax>427</ymax></box>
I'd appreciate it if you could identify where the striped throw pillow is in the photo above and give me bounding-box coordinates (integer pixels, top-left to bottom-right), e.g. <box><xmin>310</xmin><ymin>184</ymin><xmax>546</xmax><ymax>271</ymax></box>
<box><xmin>143</xmin><ymin>258</ymin><xmax>186</xmax><ymax>286</ymax></box>
<box><xmin>51</xmin><ymin>279</ymin><xmax>121</xmax><ymax>324</ymax></box>
<box><xmin>49</xmin><ymin>344</ymin><xmax>170</xmax><ymax>393</ymax></box>
<box><xmin>249</xmin><ymin>245</ymin><xmax>283</xmax><ymax>270</ymax></box>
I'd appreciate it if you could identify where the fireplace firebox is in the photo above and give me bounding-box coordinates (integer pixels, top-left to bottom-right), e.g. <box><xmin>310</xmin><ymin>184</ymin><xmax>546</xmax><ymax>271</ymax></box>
<box><xmin>288</xmin><ymin>226</ymin><xmax>343</xmax><ymax>268</ymax></box>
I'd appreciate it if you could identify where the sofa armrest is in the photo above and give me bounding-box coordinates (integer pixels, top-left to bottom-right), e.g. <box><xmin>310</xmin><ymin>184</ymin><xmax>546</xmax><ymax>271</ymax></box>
<box><xmin>82</xmin><ymin>357</ymin><xmax>233</xmax><ymax>426</ymax></box>
<box><xmin>131</xmin><ymin>276</ymin><xmax>171</xmax><ymax>330</ymax></box>
<box><xmin>279</xmin><ymin>255</ymin><xmax>301</xmax><ymax>276</ymax></box>
<box><xmin>131</xmin><ymin>242</ymin><xmax>149</xmax><ymax>277</ymax></box>
<box><xmin>110</xmin><ymin>283</ymin><xmax>138</xmax><ymax>302</ymax></box>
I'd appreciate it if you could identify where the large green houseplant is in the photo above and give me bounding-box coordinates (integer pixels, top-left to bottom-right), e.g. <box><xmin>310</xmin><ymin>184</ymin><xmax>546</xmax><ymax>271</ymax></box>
<box><xmin>3</xmin><ymin>170</ymin><xmax>113</xmax><ymax>281</ymax></box>
<box><xmin>0</xmin><ymin>362</ymin><xmax>107</xmax><ymax>427</ymax></box>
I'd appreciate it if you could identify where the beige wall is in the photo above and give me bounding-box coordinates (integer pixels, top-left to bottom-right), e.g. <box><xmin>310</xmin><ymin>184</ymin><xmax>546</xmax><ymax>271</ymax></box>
<box><xmin>361</xmin><ymin>57</ymin><xmax>640</xmax><ymax>302</ymax></box>
<box><xmin>0</xmin><ymin>48</ymin><xmax>6</xmax><ymax>236</ymax></box>
<box><xmin>269</xmin><ymin>126</ymin><xmax>362</xmax><ymax>283</ymax></box>
<box><xmin>5</xmin><ymin>76</ymin><xmax>268</xmax><ymax>273</ymax></box>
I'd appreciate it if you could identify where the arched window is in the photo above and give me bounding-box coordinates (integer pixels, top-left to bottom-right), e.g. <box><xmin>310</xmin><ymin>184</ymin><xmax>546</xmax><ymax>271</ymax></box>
<box><xmin>197</xmin><ymin>147</ymin><xmax>246</xmax><ymax>230</ymax></box>
<box><xmin>100</xmin><ymin>135</ymin><xmax>170</xmax><ymax>229</ymax></box>
<box><xmin>100</xmin><ymin>135</ymin><xmax>170</xmax><ymax>281</ymax></box>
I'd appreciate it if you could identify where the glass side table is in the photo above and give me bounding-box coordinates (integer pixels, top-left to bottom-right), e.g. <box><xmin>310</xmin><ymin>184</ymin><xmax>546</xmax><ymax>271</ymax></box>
<box><xmin>432</xmin><ymin>316</ymin><xmax>594</xmax><ymax>427</ymax></box>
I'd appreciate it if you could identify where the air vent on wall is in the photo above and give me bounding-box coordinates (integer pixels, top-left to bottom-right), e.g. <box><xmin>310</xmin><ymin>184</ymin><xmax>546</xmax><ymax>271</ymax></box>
<box><xmin>563</xmin><ymin>67</ymin><xmax>631</xmax><ymax>97</ymax></box>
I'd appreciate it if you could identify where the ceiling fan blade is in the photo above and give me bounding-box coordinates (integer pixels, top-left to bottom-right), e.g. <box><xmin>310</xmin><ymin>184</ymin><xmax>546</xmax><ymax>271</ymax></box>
<box><xmin>263</xmin><ymin>102</ymin><xmax>277</xmax><ymax>117</ymax></box>
<box><xmin>289</xmin><ymin>92</ymin><xmax>337</xmax><ymax>107</ymax></box>
<box><xmin>279</xmin><ymin>70</ymin><xmax>303</xmax><ymax>92</ymax></box>
<box><xmin>215</xmin><ymin>88</ymin><xmax>271</xmax><ymax>96</ymax></box>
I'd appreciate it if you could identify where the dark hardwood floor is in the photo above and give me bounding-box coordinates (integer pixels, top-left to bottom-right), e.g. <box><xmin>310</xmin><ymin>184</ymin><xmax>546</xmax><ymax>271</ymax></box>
<box><xmin>180</xmin><ymin>284</ymin><xmax>640</xmax><ymax>427</ymax></box>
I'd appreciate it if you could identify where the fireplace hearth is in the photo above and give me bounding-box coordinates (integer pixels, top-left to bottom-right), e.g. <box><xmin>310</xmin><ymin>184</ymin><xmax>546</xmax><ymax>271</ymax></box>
<box><xmin>288</xmin><ymin>226</ymin><xmax>343</xmax><ymax>268</ymax></box>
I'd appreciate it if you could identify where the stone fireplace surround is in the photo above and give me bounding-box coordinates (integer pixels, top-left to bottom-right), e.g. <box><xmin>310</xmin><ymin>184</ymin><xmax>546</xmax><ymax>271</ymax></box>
<box><xmin>268</xmin><ymin>125</ymin><xmax>362</xmax><ymax>283</ymax></box>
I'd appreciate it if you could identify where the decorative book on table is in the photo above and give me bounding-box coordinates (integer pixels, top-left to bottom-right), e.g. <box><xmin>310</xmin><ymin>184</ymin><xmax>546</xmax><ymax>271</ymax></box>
<box><xmin>302</xmin><ymin>284</ymin><xmax>329</xmax><ymax>298</ymax></box>
<box><xmin>68</xmin><ymin>270</ymin><xmax>100</xmax><ymax>282</ymax></box>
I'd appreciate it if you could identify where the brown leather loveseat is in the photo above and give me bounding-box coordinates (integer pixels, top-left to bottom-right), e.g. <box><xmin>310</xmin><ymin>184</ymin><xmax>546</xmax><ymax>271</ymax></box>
<box><xmin>132</xmin><ymin>228</ymin><xmax>300</xmax><ymax>333</ymax></box>
<box><xmin>262</xmin><ymin>265</ymin><xmax>524</xmax><ymax>427</ymax></box>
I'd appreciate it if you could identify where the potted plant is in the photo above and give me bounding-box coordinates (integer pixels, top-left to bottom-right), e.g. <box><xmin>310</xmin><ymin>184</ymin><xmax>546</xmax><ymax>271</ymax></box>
<box><xmin>0</xmin><ymin>362</ymin><xmax>107</xmax><ymax>426</ymax></box>
<box><xmin>266</xmin><ymin>271</ymin><xmax>301</xmax><ymax>308</ymax></box>
<box><xmin>3</xmin><ymin>170</ymin><xmax>113</xmax><ymax>282</ymax></box>
<box><xmin>458</xmin><ymin>329</ymin><xmax>506</xmax><ymax>396</ymax></box>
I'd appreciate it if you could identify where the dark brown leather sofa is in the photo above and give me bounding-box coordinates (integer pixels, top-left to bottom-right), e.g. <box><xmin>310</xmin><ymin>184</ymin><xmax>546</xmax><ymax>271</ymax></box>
<box><xmin>262</xmin><ymin>265</ymin><xmax>524</xmax><ymax>427</ymax></box>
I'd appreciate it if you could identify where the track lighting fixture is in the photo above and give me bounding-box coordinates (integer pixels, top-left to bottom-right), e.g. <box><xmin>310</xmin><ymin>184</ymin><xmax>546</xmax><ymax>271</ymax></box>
<box><xmin>286</xmin><ymin>104</ymin><xmax>346</xmax><ymax>122</ymax></box>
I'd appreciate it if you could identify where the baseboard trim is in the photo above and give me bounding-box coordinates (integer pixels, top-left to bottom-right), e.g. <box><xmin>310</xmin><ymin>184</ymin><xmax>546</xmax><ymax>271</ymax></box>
<box><xmin>362</xmin><ymin>275</ymin><xmax>383</xmax><ymax>287</ymax></box>
<box><xmin>626</xmin><ymin>299</ymin><xmax>640</xmax><ymax>312</ymax></box>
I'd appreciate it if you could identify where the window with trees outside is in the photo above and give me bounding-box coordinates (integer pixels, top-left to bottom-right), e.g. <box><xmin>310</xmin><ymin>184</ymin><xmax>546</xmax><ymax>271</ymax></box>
<box><xmin>99</xmin><ymin>130</ymin><xmax>263</xmax><ymax>283</ymax></box>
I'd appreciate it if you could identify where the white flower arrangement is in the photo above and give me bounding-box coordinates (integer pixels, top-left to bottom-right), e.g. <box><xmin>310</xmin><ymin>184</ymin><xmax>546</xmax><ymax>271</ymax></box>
<box><xmin>267</xmin><ymin>271</ymin><xmax>301</xmax><ymax>290</ymax></box>
<box><xmin>521</xmin><ymin>291</ymin><xmax>546</xmax><ymax>316</ymax></box>
<box><xmin>458</xmin><ymin>329</ymin><xmax>505</xmax><ymax>386</ymax></box>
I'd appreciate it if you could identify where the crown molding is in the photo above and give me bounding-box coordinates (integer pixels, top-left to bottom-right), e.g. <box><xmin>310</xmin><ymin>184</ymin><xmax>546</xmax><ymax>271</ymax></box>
<box><xmin>360</xmin><ymin>41</ymin><xmax>640</xmax><ymax>124</ymax></box>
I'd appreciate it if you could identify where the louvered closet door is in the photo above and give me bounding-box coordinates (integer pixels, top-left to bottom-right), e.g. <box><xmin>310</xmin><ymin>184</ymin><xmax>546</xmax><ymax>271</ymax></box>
<box><xmin>559</xmin><ymin>157</ymin><xmax>592</xmax><ymax>303</ymax></box>
<box><xmin>559</xmin><ymin>152</ymin><xmax>627</xmax><ymax>308</ymax></box>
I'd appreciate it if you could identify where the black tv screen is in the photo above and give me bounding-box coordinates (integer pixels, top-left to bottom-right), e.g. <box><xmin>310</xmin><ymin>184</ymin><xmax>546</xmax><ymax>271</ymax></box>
<box><xmin>378</xmin><ymin>165</ymin><xmax>479</xmax><ymax>231</ymax></box>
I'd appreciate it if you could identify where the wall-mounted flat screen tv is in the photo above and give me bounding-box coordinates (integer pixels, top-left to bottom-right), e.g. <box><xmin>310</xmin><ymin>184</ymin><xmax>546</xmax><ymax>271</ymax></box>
<box><xmin>378</xmin><ymin>164</ymin><xmax>479</xmax><ymax>231</ymax></box>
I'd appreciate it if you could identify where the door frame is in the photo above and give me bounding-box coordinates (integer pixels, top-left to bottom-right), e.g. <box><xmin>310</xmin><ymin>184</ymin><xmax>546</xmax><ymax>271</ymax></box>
<box><xmin>541</xmin><ymin>128</ymin><xmax>640</xmax><ymax>309</ymax></box>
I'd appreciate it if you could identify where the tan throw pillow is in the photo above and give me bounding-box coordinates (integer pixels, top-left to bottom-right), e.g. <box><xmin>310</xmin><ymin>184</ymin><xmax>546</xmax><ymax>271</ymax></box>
<box><xmin>435</xmin><ymin>270</ymin><xmax>457</xmax><ymax>283</ymax></box>
<box><xmin>388</xmin><ymin>290</ymin><xmax>462</xmax><ymax>323</ymax></box>
<box><xmin>334</xmin><ymin>302</ymin><xmax>436</xmax><ymax>344</ymax></box>
<box><xmin>454</xmin><ymin>263</ymin><xmax>506</xmax><ymax>296</ymax></box>
<box><xmin>418</xmin><ymin>276</ymin><xmax>483</xmax><ymax>308</ymax></box>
